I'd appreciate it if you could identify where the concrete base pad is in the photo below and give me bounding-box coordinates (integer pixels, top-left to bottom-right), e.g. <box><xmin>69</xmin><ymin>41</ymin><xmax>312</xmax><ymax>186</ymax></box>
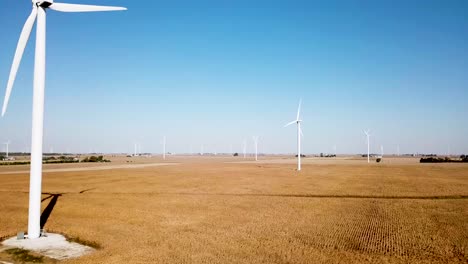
<box><xmin>2</xmin><ymin>233</ymin><xmax>94</xmax><ymax>260</ymax></box>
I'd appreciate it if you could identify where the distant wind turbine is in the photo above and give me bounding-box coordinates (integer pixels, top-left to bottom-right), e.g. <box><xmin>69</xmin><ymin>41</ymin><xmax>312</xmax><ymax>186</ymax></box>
<box><xmin>0</xmin><ymin>0</ymin><xmax>126</xmax><ymax>239</ymax></box>
<box><xmin>243</xmin><ymin>140</ymin><xmax>247</xmax><ymax>159</ymax></box>
<box><xmin>252</xmin><ymin>136</ymin><xmax>259</xmax><ymax>161</ymax></box>
<box><xmin>3</xmin><ymin>141</ymin><xmax>10</xmax><ymax>158</ymax></box>
<box><xmin>284</xmin><ymin>99</ymin><xmax>303</xmax><ymax>171</ymax></box>
<box><xmin>364</xmin><ymin>130</ymin><xmax>371</xmax><ymax>163</ymax></box>
<box><xmin>162</xmin><ymin>136</ymin><xmax>166</xmax><ymax>160</ymax></box>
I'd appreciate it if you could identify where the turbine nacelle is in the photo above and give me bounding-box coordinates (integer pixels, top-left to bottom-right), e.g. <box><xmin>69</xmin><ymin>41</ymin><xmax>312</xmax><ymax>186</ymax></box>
<box><xmin>32</xmin><ymin>0</ymin><xmax>53</xmax><ymax>8</ymax></box>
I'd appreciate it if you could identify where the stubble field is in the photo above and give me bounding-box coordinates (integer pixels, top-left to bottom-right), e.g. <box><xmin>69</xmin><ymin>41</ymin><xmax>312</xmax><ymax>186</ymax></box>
<box><xmin>0</xmin><ymin>156</ymin><xmax>467</xmax><ymax>263</ymax></box>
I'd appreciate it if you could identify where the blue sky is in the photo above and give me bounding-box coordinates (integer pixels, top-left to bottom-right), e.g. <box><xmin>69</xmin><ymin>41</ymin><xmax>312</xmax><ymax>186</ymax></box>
<box><xmin>0</xmin><ymin>0</ymin><xmax>467</xmax><ymax>155</ymax></box>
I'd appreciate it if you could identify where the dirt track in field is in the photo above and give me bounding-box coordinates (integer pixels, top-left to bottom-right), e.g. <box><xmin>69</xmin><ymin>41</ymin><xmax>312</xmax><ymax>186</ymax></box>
<box><xmin>0</xmin><ymin>162</ymin><xmax>178</xmax><ymax>175</ymax></box>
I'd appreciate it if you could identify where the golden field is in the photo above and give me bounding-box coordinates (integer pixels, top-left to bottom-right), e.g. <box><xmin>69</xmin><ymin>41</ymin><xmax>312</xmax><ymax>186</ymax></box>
<box><xmin>0</xmin><ymin>156</ymin><xmax>467</xmax><ymax>263</ymax></box>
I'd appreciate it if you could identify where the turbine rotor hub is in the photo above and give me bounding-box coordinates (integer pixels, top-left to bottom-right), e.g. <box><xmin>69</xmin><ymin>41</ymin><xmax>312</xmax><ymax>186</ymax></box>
<box><xmin>32</xmin><ymin>0</ymin><xmax>53</xmax><ymax>8</ymax></box>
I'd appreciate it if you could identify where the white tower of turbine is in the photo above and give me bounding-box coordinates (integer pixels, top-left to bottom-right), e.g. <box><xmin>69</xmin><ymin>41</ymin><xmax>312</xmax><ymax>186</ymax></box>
<box><xmin>243</xmin><ymin>140</ymin><xmax>247</xmax><ymax>159</ymax></box>
<box><xmin>284</xmin><ymin>99</ymin><xmax>303</xmax><ymax>171</ymax></box>
<box><xmin>162</xmin><ymin>136</ymin><xmax>166</xmax><ymax>160</ymax></box>
<box><xmin>252</xmin><ymin>136</ymin><xmax>259</xmax><ymax>161</ymax></box>
<box><xmin>3</xmin><ymin>141</ymin><xmax>10</xmax><ymax>158</ymax></box>
<box><xmin>364</xmin><ymin>130</ymin><xmax>371</xmax><ymax>163</ymax></box>
<box><xmin>1</xmin><ymin>1</ymin><xmax>126</xmax><ymax>239</ymax></box>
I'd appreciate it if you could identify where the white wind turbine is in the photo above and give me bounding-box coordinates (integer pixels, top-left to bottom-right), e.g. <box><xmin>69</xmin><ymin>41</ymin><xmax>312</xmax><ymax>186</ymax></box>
<box><xmin>3</xmin><ymin>140</ymin><xmax>10</xmax><ymax>158</ymax></box>
<box><xmin>364</xmin><ymin>130</ymin><xmax>371</xmax><ymax>163</ymax></box>
<box><xmin>242</xmin><ymin>140</ymin><xmax>247</xmax><ymax>159</ymax></box>
<box><xmin>252</xmin><ymin>136</ymin><xmax>259</xmax><ymax>161</ymax></box>
<box><xmin>3</xmin><ymin>141</ymin><xmax>11</xmax><ymax>158</ymax></box>
<box><xmin>162</xmin><ymin>136</ymin><xmax>166</xmax><ymax>160</ymax></box>
<box><xmin>1</xmin><ymin>0</ymin><xmax>126</xmax><ymax>239</ymax></box>
<box><xmin>284</xmin><ymin>99</ymin><xmax>303</xmax><ymax>171</ymax></box>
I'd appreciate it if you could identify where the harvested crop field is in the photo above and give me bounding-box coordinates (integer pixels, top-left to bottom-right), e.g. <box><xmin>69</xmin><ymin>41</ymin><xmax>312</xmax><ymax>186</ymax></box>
<box><xmin>1</xmin><ymin>156</ymin><xmax>467</xmax><ymax>263</ymax></box>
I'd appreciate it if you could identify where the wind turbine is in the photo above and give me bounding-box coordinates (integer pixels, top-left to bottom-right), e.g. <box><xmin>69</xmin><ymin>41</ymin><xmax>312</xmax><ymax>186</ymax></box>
<box><xmin>162</xmin><ymin>136</ymin><xmax>166</xmax><ymax>160</ymax></box>
<box><xmin>364</xmin><ymin>130</ymin><xmax>371</xmax><ymax>163</ymax></box>
<box><xmin>252</xmin><ymin>136</ymin><xmax>259</xmax><ymax>161</ymax></box>
<box><xmin>3</xmin><ymin>141</ymin><xmax>10</xmax><ymax>158</ymax></box>
<box><xmin>284</xmin><ymin>99</ymin><xmax>303</xmax><ymax>171</ymax></box>
<box><xmin>242</xmin><ymin>140</ymin><xmax>247</xmax><ymax>159</ymax></box>
<box><xmin>1</xmin><ymin>1</ymin><xmax>126</xmax><ymax>239</ymax></box>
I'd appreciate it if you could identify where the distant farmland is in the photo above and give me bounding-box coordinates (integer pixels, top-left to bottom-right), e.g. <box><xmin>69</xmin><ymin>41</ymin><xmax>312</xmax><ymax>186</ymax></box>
<box><xmin>1</xmin><ymin>156</ymin><xmax>467</xmax><ymax>263</ymax></box>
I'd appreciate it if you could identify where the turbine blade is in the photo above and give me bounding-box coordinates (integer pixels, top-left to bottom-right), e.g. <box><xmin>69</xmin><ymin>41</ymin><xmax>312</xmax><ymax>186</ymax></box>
<box><xmin>284</xmin><ymin>120</ymin><xmax>296</xmax><ymax>127</ymax></box>
<box><xmin>296</xmin><ymin>98</ymin><xmax>302</xmax><ymax>120</ymax></box>
<box><xmin>49</xmin><ymin>3</ymin><xmax>127</xmax><ymax>12</ymax></box>
<box><xmin>299</xmin><ymin>126</ymin><xmax>304</xmax><ymax>137</ymax></box>
<box><xmin>2</xmin><ymin>7</ymin><xmax>38</xmax><ymax>117</ymax></box>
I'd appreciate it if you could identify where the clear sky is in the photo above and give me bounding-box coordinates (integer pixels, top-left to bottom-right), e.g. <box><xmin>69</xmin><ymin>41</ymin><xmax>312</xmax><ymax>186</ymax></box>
<box><xmin>0</xmin><ymin>0</ymin><xmax>467</xmax><ymax>155</ymax></box>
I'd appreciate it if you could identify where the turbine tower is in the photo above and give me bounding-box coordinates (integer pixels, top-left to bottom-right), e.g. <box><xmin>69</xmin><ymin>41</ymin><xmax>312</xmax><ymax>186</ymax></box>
<box><xmin>3</xmin><ymin>141</ymin><xmax>10</xmax><ymax>158</ymax></box>
<box><xmin>162</xmin><ymin>136</ymin><xmax>166</xmax><ymax>160</ymax></box>
<box><xmin>252</xmin><ymin>136</ymin><xmax>259</xmax><ymax>161</ymax></box>
<box><xmin>1</xmin><ymin>0</ymin><xmax>126</xmax><ymax>239</ymax></box>
<box><xmin>243</xmin><ymin>140</ymin><xmax>247</xmax><ymax>159</ymax></box>
<box><xmin>364</xmin><ymin>130</ymin><xmax>371</xmax><ymax>163</ymax></box>
<box><xmin>284</xmin><ymin>99</ymin><xmax>303</xmax><ymax>171</ymax></box>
